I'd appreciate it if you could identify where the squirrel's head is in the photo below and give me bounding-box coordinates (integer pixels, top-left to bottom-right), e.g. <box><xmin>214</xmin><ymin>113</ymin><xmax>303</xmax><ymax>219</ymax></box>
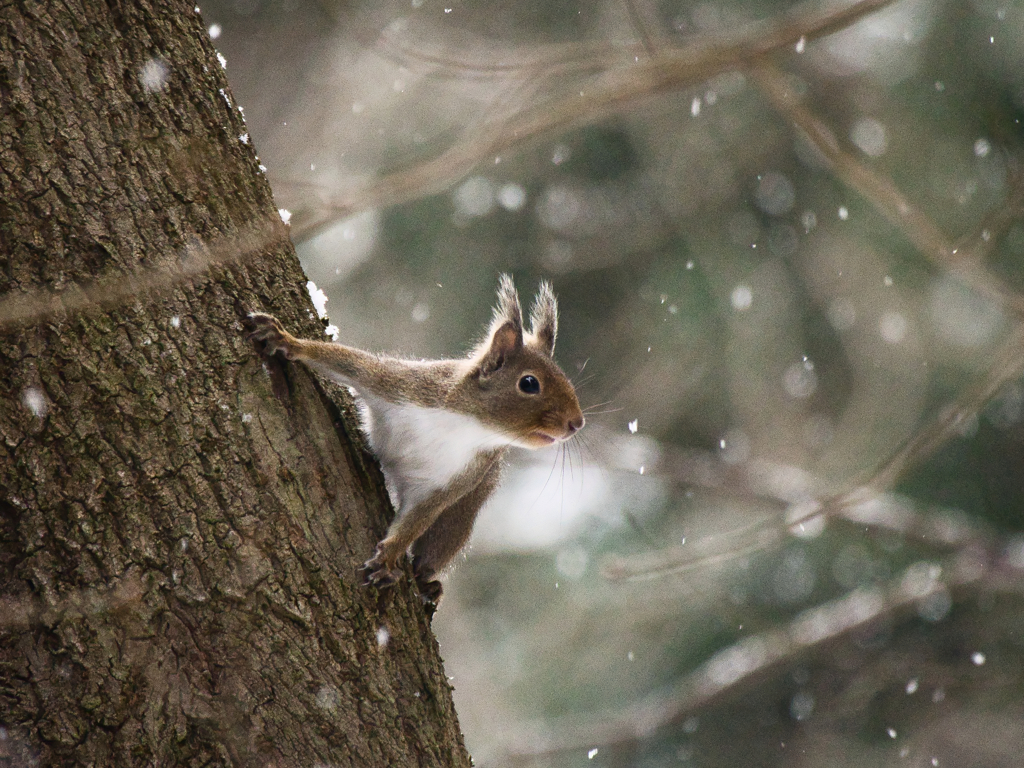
<box><xmin>461</xmin><ymin>275</ymin><xmax>584</xmax><ymax>448</ymax></box>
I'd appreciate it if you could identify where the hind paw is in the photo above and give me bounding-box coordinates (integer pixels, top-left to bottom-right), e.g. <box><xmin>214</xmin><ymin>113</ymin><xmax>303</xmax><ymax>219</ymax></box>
<box><xmin>358</xmin><ymin>553</ymin><xmax>401</xmax><ymax>590</ymax></box>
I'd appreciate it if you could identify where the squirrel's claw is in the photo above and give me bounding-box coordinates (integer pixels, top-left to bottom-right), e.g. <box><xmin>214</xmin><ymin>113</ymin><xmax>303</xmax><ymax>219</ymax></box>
<box><xmin>246</xmin><ymin>313</ymin><xmax>283</xmax><ymax>338</ymax></box>
<box><xmin>245</xmin><ymin>313</ymin><xmax>298</xmax><ymax>360</ymax></box>
<box><xmin>358</xmin><ymin>555</ymin><xmax>401</xmax><ymax>590</ymax></box>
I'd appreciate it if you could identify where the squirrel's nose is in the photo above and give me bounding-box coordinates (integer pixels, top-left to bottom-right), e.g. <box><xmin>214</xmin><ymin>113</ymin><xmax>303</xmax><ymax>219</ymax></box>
<box><xmin>567</xmin><ymin>414</ymin><xmax>585</xmax><ymax>434</ymax></box>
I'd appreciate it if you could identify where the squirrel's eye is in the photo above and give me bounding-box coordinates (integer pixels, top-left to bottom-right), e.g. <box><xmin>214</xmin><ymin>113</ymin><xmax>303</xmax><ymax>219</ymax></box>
<box><xmin>518</xmin><ymin>374</ymin><xmax>540</xmax><ymax>394</ymax></box>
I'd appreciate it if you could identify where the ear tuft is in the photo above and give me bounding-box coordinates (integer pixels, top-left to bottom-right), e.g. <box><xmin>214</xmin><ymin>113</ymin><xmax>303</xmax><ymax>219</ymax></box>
<box><xmin>492</xmin><ymin>273</ymin><xmax>523</xmax><ymax>334</ymax></box>
<box><xmin>529</xmin><ymin>280</ymin><xmax>558</xmax><ymax>356</ymax></box>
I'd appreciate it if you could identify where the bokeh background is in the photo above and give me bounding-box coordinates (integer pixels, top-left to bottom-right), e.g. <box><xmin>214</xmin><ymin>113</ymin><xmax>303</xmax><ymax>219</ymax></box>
<box><xmin>201</xmin><ymin>0</ymin><xmax>1024</xmax><ymax>764</ymax></box>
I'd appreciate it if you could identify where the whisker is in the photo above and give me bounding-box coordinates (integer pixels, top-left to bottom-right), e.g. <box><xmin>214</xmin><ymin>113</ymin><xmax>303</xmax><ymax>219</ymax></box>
<box><xmin>566</xmin><ymin>432</ymin><xmax>576</xmax><ymax>484</ymax></box>
<box><xmin>581</xmin><ymin>407</ymin><xmax>625</xmax><ymax>416</ymax></box>
<box><xmin>572</xmin><ymin>438</ymin><xmax>587</xmax><ymax>504</ymax></box>
<box><xmin>574</xmin><ymin>432</ymin><xmax>612</xmax><ymax>492</ymax></box>
<box><xmin>531</xmin><ymin>440</ymin><xmax>563</xmax><ymax>508</ymax></box>
<box><xmin>579</xmin><ymin>434</ymin><xmax>601</xmax><ymax>471</ymax></box>
<box><xmin>560</xmin><ymin>441</ymin><xmax>568</xmax><ymax>529</ymax></box>
<box><xmin>571</xmin><ymin>372</ymin><xmax>598</xmax><ymax>391</ymax></box>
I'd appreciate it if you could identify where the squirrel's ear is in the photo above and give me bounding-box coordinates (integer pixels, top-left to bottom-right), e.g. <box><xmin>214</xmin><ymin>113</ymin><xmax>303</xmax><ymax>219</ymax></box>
<box><xmin>480</xmin><ymin>320</ymin><xmax>522</xmax><ymax>376</ymax></box>
<box><xmin>480</xmin><ymin>275</ymin><xmax>524</xmax><ymax>375</ymax></box>
<box><xmin>529</xmin><ymin>281</ymin><xmax>558</xmax><ymax>356</ymax></box>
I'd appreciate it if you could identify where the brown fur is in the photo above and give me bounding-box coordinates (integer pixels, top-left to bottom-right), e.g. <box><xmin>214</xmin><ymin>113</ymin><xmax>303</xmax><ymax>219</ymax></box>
<box><xmin>247</xmin><ymin>275</ymin><xmax>583</xmax><ymax>604</ymax></box>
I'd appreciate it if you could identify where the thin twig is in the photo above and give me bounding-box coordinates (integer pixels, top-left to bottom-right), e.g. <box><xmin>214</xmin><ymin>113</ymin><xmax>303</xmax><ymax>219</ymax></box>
<box><xmin>623</xmin><ymin>0</ymin><xmax>658</xmax><ymax>59</ymax></box>
<box><xmin>287</xmin><ymin>0</ymin><xmax>899</xmax><ymax>242</ymax></box>
<box><xmin>750</xmin><ymin>62</ymin><xmax>1024</xmax><ymax>317</ymax></box>
<box><xmin>804</xmin><ymin>326</ymin><xmax>1024</xmax><ymax>523</ymax></box>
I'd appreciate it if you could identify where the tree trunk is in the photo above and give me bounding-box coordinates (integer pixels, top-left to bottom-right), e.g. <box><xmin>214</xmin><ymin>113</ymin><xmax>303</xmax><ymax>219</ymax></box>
<box><xmin>0</xmin><ymin>2</ymin><xmax>471</xmax><ymax>766</ymax></box>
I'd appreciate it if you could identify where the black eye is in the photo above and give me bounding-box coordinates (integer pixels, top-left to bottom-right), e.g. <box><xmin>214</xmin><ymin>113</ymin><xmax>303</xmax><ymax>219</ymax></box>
<box><xmin>518</xmin><ymin>374</ymin><xmax>540</xmax><ymax>394</ymax></box>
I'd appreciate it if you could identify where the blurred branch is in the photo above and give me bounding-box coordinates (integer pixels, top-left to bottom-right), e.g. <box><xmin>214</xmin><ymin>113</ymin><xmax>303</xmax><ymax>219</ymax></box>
<box><xmin>816</xmin><ymin>326</ymin><xmax>1024</xmax><ymax>512</ymax></box>
<box><xmin>289</xmin><ymin>0</ymin><xmax>898</xmax><ymax>242</ymax></box>
<box><xmin>605</xmin><ymin>337</ymin><xmax>1024</xmax><ymax>582</ymax></box>
<box><xmin>0</xmin><ymin>222</ymin><xmax>285</xmax><ymax>329</ymax></box>
<box><xmin>730</xmin><ymin>325</ymin><xmax>1024</xmax><ymax>542</ymax></box>
<box><xmin>622</xmin><ymin>0</ymin><xmax>660</xmax><ymax>59</ymax></box>
<box><xmin>748</xmin><ymin>63</ymin><xmax>1024</xmax><ymax>529</ymax></box>
<box><xmin>597</xmin><ymin>64</ymin><xmax>1024</xmax><ymax>585</ymax></box>
<box><xmin>378</xmin><ymin>0</ymin><xmax>894</xmax><ymax>78</ymax></box>
<box><xmin>604</xmin><ymin>516</ymin><xmax>782</xmax><ymax>582</ymax></box>
<box><xmin>953</xmin><ymin>159</ymin><xmax>1024</xmax><ymax>264</ymax></box>
<box><xmin>0</xmin><ymin>567</ymin><xmax>147</xmax><ymax>630</ymax></box>
<box><xmin>750</xmin><ymin>62</ymin><xmax>1024</xmax><ymax>318</ymax></box>
<box><xmin>510</xmin><ymin>549</ymin><xmax>1002</xmax><ymax>763</ymax></box>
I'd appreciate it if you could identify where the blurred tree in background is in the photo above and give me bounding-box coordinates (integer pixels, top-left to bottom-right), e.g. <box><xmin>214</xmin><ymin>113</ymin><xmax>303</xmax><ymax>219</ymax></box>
<box><xmin>90</xmin><ymin>0</ymin><xmax>1024</xmax><ymax>764</ymax></box>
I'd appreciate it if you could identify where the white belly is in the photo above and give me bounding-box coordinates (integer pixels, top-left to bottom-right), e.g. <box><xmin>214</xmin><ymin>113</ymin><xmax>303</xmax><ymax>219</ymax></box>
<box><xmin>357</xmin><ymin>394</ymin><xmax>510</xmax><ymax>511</ymax></box>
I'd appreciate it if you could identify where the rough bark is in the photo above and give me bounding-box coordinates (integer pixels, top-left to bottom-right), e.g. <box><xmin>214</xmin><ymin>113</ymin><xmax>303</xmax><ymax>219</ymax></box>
<box><xmin>0</xmin><ymin>2</ymin><xmax>471</xmax><ymax>766</ymax></box>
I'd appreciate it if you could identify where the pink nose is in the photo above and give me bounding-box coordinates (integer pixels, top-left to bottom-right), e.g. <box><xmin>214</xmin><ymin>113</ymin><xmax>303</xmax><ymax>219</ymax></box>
<box><xmin>567</xmin><ymin>415</ymin><xmax>584</xmax><ymax>434</ymax></box>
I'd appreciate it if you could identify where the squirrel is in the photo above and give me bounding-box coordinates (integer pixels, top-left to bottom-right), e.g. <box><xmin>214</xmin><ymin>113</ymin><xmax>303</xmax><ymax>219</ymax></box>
<box><xmin>247</xmin><ymin>275</ymin><xmax>584</xmax><ymax>603</ymax></box>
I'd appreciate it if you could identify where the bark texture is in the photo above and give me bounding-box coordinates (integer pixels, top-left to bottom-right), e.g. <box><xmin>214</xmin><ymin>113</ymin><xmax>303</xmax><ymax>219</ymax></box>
<box><xmin>0</xmin><ymin>2</ymin><xmax>471</xmax><ymax>766</ymax></box>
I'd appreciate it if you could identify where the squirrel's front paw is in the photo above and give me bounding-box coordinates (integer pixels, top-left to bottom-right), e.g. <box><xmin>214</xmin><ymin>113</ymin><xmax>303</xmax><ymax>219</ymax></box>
<box><xmin>246</xmin><ymin>312</ymin><xmax>299</xmax><ymax>360</ymax></box>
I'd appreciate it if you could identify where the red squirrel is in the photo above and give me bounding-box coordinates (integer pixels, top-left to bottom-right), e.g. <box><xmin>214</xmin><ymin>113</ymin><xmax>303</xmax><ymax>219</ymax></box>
<box><xmin>248</xmin><ymin>275</ymin><xmax>584</xmax><ymax>602</ymax></box>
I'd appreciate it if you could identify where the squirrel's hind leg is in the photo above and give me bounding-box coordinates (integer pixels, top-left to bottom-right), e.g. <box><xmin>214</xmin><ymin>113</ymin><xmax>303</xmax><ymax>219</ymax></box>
<box><xmin>410</xmin><ymin>462</ymin><xmax>501</xmax><ymax>603</ymax></box>
<box><xmin>358</xmin><ymin>488</ymin><xmax>452</xmax><ymax>592</ymax></box>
